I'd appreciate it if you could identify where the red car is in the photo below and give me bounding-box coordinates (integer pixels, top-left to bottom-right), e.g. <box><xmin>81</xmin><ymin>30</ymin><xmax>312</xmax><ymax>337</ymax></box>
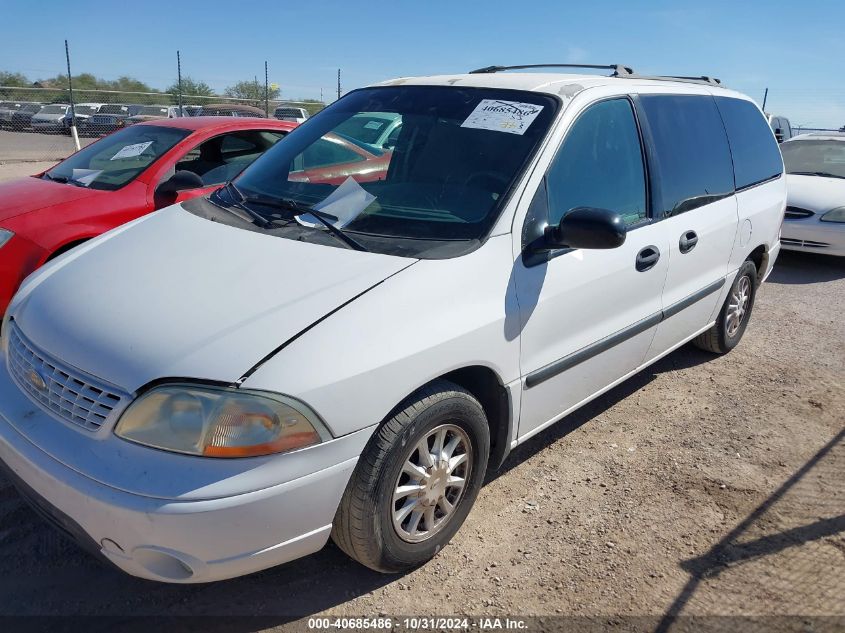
<box><xmin>0</xmin><ymin>117</ymin><xmax>296</xmax><ymax>315</ymax></box>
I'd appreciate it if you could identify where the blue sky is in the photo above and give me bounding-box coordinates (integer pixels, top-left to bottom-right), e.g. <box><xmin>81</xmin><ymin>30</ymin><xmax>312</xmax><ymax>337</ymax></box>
<box><xmin>2</xmin><ymin>0</ymin><xmax>843</xmax><ymax>127</ymax></box>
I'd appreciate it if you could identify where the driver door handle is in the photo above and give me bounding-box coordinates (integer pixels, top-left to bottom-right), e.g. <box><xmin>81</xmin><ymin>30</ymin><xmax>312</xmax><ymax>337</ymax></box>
<box><xmin>679</xmin><ymin>230</ymin><xmax>698</xmax><ymax>254</ymax></box>
<box><xmin>635</xmin><ymin>245</ymin><xmax>660</xmax><ymax>272</ymax></box>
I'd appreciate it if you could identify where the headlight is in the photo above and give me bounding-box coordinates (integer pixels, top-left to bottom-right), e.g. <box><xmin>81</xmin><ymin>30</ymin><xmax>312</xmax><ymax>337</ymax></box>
<box><xmin>0</xmin><ymin>229</ymin><xmax>13</xmax><ymax>249</ymax></box>
<box><xmin>115</xmin><ymin>384</ymin><xmax>331</xmax><ymax>457</ymax></box>
<box><xmin>820</xmin><ymin>206</ymin><xmax>845</xmax><ymax>223</ymax></box>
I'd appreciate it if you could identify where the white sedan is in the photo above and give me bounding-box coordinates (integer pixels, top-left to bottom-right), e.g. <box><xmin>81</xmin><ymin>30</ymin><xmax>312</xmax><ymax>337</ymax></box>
<box><xmin>781</xmin><ymin>133</ymin><xmax>845</xmax><ymax>256</ymax></box>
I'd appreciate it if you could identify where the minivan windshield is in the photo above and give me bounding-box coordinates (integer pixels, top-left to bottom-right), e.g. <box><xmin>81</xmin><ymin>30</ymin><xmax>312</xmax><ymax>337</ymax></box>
<box><xmin>44</xmin><ymin>124</ymin><xmax>190</xmax><ymax>190</ymax></box>
<box><xmin>781</xmin><ymin>139</ymin><xmax>845</xmax><ymax>179</ymax></box>
<box><xmin>230</xmin><ymin>86</ymin><xmax>558</xmax><ymax>257</ymax></box>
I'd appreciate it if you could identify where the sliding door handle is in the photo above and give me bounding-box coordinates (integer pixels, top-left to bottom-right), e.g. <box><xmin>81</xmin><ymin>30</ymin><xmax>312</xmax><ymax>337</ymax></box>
<box><xmin>679</xmin><ymin>230</ymin><xmax>698</xmax><ymax>253</ymax></box>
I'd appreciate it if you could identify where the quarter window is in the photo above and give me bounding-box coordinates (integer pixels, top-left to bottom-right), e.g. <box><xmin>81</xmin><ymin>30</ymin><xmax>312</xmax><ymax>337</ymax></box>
<box><xmin>639</xmin><ymin>95</ymin><xmax>734</xmax><ymax>216</ymax></box>
<box><xmin>715</xmin><ymin>97</ymin><xmax>783</xmax><ymax>190</ymax></box>
<box><xmin>546</xmin><ymin>98</ymin><xmax>647</xmax><ymax>227</ymax></box>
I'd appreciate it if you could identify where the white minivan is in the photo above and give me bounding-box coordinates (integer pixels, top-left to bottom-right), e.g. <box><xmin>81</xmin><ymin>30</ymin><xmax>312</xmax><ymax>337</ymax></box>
<box><xmin>0</xmin><ymin>65</ymin><xmax>785</xmax><ymax>583</ymax></box>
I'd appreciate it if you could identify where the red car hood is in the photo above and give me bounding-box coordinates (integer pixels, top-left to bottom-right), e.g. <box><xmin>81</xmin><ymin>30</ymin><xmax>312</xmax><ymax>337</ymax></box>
<box><xmin>0</xmin><ymin>176</ymin><xmax>102</xmax><ymax>223</ymax></box>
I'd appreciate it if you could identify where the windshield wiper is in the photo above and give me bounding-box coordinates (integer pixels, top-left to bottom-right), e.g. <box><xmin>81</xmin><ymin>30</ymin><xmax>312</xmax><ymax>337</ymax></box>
<box><xmin>241</xmin><ymin>194</ymin><xmax>370</xmax><ymax>252</ymax></box>
<box><xmin>42</xmin><ymin>172</ymin><xmax>86</xmax><ymax>187</ymax></box>
<box><xmin>216</xmin><ymin>182</ymin><xmax>275</xmax><ymax>228</ymax></box>
<box><xmin>789</xmin><ymin>171</ymin><xmax>845</xmax><ymax>180</ymax></box>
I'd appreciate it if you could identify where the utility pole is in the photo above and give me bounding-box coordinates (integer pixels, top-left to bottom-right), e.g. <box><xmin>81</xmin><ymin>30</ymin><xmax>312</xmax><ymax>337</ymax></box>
<box><xmin>264</xmin><ymin>61</ymin><xmax>269</xmax><ymax>117</ymax></box>
<box><xmin>762</xmin><ymin>87</ymin><xmax>768</xmax><ymax>112</ymax></box>
<box><xmin>177</xmin><ymin>50</ymin><xmax>183</xmax><ymax>117</ymax></box>
<box><xmin>65</xmin><ymin>39</ymin><xmax>80</xmax><ymax>151</ymax></box>
<box><xmin>337</xmin><ymin>69</ymin><xmax>341</xmax><ymax>101</ymax></box>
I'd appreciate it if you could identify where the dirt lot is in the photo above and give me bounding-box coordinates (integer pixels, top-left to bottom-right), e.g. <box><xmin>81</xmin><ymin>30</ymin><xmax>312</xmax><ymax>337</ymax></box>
<box><xmin>0</xmin><ymin>248</ymin><xmax>842</xmax><ymax>630</ymax></box>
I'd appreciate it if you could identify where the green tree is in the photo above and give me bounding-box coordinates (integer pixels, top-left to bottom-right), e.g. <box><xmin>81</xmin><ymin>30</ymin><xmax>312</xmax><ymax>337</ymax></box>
<box><xmin>224</xmin><ymin>79</ymin><xmax>280</xmax><ymax>106</ymax></box>
<box><xmin>0</xmin><ymin>71</ymin><xmax>29</xmax><ymax>87</ymax></box>
<box><xmin>166</xmin><ymin>76</ymin><xmax>215</xmax><ymax>103</ymax></box>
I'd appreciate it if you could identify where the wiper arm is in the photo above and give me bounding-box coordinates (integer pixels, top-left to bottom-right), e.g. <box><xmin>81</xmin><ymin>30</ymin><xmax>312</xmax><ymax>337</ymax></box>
<box><xmin>241</xmin><ymin>194</ymin><xmax>370</xmax><ymax>252</ymax></box>
<box><xmin>43</xmin><ymin>172</ymin><xmax>86</xmax><ymax>187</ymax></box>
<box><xmin>216</xmin><ymin>182</ymin><xmax>274</xmax><ymax>228</ymax></box>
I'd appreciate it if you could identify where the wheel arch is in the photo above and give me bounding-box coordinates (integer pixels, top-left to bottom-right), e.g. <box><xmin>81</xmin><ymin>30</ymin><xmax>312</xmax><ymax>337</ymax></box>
<box><xmin>427</xmin><ymin>365</ymin><xmax>513</xmax><ymax>472</ymax></box>
<box><xmin>746</xmin><ymin>243</ymin><xmax>768</xmax><ymax>284</ymax></box>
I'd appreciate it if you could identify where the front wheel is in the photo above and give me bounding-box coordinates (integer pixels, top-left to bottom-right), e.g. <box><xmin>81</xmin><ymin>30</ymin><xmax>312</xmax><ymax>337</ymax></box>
<box><xmin>693</xmin><ymin>260</ymin><xmax>758</xmax><ymax>354</ymax></box>
<box><xmin>332</xmin><ymin>380</ymin><xmax>490</xmax><ymax>573</ymax></box>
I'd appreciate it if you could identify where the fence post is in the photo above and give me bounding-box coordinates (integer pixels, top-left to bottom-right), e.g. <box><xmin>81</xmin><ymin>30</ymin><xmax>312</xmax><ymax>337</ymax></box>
<box><xmin>337</xmin><ymin>69</ymin><xmax>341</xmax><ymax>101</ymax></box>
<box><xmin>264</xmin><ymin>61</ymin><xmax>269</xmax><ymax>117</ymax></box>
<box><xmin>64</xmin><ymin>39</ymin><xmax>80</xmax><ymax>151</ymax></box>
<box><xmin>177</xmin><ymin>50</ymin><xmax>183</xmax><ymax>117</ymax></box>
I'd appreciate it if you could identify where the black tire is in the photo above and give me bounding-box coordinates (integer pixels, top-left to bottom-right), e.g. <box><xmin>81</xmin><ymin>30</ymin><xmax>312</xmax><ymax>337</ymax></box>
<box><xmin>693</xmin><ymin>260</ymin><xmax>758</xmax><ymax>354</ymax></box>
<box><xmin>332</xmin><ymin>379</ymin><xmax>490</xmax><ymax>573</ymax></box>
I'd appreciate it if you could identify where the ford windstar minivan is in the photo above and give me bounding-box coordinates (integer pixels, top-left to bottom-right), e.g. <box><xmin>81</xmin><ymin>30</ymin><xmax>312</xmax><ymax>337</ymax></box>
<box><xmin>0</xmin><ymin>64</ymin><xmax>785</xmax><ymax>583</ymax></box>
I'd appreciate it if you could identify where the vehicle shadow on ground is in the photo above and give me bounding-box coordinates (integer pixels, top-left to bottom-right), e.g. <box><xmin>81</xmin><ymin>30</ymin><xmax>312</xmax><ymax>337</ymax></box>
<box><xmin>654</xmin><ymin>426</ymin><xmax>845</xmax><ymax>632</ymax></box>
<box><xmin>768</xmin><ymin>251</ymin><xmax>845</xmax><ymax>285</ymax></box>
<box><xmin>0</xmin><ymin>343</ymin><xmax>716</xmax><ymax>629</ymax></box>
<box><xmin>488</xmin><ymin>343</ymin><xmax>715</xmax><ymax>484</ymax></box>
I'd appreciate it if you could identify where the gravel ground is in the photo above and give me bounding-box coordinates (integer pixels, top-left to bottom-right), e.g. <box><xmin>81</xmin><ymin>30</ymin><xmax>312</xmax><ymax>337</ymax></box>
<box><xmin>0</xmin><ymin>250</ymin><xmax>842</xmax><ymax>630</ymax></box>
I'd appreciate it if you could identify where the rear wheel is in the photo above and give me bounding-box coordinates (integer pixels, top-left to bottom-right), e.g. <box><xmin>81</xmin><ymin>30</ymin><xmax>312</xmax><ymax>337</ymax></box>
<box><xmin>693</xmin><ymin>260</ymin><xmax>758</xmax><ymax>354</ymax></box>
<box><xmin>332</xmin><ymin>380</ymin><xmax>489</xmax><ymax>573</ymax></box>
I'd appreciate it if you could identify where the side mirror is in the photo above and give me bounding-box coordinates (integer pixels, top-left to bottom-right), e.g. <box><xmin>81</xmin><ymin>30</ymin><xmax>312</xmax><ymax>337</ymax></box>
<box><xmin>156</xmin><ymin>170</ymin><xmax>204</xmax><ymax>196</ymax></box>
<box><xmin>543</xmin><ymin>207</ymin><xmax>627</xmax><ymax>250</ymax></box>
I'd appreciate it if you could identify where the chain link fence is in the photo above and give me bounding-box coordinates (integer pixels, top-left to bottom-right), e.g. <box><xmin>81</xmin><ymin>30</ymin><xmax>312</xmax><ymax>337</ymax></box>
<box><xmin>0</xmin><ymin>85</ymin><xmax>326</xmax><ymax>165</ymax></box>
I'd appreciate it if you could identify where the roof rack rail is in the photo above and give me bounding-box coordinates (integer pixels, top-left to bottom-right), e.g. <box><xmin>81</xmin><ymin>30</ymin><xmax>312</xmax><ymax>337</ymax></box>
<box><xmin>656</xmin><ymin>75</ymin><xmax>722</xmax><ymax>86</ymax></box>
<box><xmin>468</xmin><ymin>63</ymin><xmax>635</xmax><ymax>77</ymax></box>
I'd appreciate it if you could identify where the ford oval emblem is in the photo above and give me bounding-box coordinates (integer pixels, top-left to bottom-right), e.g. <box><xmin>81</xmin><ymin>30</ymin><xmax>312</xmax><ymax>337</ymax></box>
<box><xmin>25</xmin><ymin>367</ymin><xmax>48</xmax><ymax>393</ymax></box>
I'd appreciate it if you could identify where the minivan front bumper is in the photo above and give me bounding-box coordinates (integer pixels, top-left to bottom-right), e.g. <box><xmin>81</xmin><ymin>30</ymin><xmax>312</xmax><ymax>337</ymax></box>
<box><xmin>0</xmin><ymin>350</ymin><xmax>362</xmax><ymax>583</ymax></box>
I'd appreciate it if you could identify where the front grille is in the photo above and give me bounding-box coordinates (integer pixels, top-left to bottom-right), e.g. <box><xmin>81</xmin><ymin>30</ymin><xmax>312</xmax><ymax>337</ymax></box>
<box><xmin>7</xmin><ymin>322</ymin><xmax>128</xmax><ymax>432</ymax></box>
<box><xmin>785</xmin><ymin>206</ymin><xmax>815</xmax><ymax>220</ymax></box>
<box><xmin>781</xmin><ymin>237</ymin><xmax>830</xmax><ymax>248</ymax></box>
<box><xmin>91</xmin><ymin>116</ymin><xmax>114</xmax><ymax>124</ymax></box>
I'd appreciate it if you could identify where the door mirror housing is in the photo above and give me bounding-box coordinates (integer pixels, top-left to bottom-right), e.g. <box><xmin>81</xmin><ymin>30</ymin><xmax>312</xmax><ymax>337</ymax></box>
<box><xmin>544</xmin><ymin>207</ymin><xmax>627</xmax><ymax>250</ymax></box>
<box><xmin>156</xmin><ymin>170</ymin><xmax>204</xmax><ymax>196</ymax></box>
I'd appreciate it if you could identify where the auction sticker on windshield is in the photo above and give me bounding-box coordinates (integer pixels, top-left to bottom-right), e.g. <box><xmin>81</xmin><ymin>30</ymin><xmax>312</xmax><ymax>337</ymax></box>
<box><xmin>110</xmin><ymin>141</ymin><xmax>154</xmax><ymax>161</ymax></box>
<box><xmin>461</xmin><ymin>99</ymin><xmax>544</xmax><ymax>135</ymax></box>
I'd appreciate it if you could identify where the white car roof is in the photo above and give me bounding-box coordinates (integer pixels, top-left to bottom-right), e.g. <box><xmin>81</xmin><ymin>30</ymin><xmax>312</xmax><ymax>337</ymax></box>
<box><xmin>787</xmin><ymin>132</ymin><xmax>845</xmax><ymax>142</ymax></box>
<box><xmin>372</xmin><ymin>72</ymin><xmax>748</xmax><ymax>100</ymax></box>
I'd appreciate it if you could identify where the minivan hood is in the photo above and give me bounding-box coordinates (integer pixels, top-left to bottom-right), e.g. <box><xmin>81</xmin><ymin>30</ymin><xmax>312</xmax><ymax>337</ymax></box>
<box><xmin>12</xmin><ymin>205</ymin><xmax>416</xmax><ymax>392</ymax></box>
<box><xmin>786</xmin><ymin>174</ymin><xmax>845</xmax><ymax>212</ymax></box>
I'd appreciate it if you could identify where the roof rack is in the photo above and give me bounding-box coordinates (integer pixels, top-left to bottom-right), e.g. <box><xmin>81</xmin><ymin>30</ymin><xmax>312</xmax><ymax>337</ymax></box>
<box><xmin>467</xmin><ymin>64</ymin><xmax>723</xmax><ymax>87</ymax></box>
<box><xmin>643</xmin><ymin>75</ymin><xmax>722</xmax><ymax>86</ymax></box>
<box><xmin>468</xmin><ymin>63</ymin><xmax>635</xmax><ymax>77</ymax></box>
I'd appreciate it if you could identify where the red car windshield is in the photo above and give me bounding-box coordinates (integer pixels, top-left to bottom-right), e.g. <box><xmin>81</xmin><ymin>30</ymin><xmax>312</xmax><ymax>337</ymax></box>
<box><xmin>44</xmin><ymin>125</ymin><xmax>190</xmax><ymax>190</ymax></box>
<box><xmin>233</xmin><ymin>85</ymin><xmax>558</xmax><ymax>250</ymax></box>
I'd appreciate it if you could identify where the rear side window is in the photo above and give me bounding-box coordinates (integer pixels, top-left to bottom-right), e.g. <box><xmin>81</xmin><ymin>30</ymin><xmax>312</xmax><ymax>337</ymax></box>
<box><xmin>715</xmin><ymin>97</ymin><xmax>783</xmax><ymax>190</ymax></box>
<box><xmin>640</xmin><ymin>95</ymin><xmax>734</xmax><ymax>217</ymax></box>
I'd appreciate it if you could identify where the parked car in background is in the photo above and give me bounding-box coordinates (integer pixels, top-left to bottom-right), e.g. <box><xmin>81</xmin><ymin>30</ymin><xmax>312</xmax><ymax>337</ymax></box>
<box><xmin>274</xmin><ymin>106</ymin><xmax>309</xmax><ymax>123</ymax></box>
<box><xmin>0</xmin><ymin>101</ymin><xmax>41</xmax><ymax>128</ymax></box>
<box><xmin>0</xmin><ymin>68</ymin><xmax>785</xmax><ymax>583</ymax></box>
<box><xmin>201</xmin><ymin>103</ymin><xmax>266</xmax><ymax>118</ymax></box>
<box><xmin>333</xmin><ymin>112</ymin><xmax>402</xmax><ymax>150</ymax></box>
<box><xmin>0</xmin><ymin>102</ymin><xmax>41</xmax><ymax>129</ymax></box>
<box><xmin>125</xmin><ymin>105</ymin><xmax>200</xmax><ymax>125</ymax></box>
<box><xmin>67</xmin><ymin>103</ymin><xmax>107</xmax><ymax>127</ymax></box>
<box><xmin>30</xmin><ymin>104</ymin><xmax>72</xmax><ymax>133</ymax></box>
<box><xmin>288</xmin><ymin>133</ymin><xmax>393</xmax><ymax>184</ymax></box>
<box><xmin>0</xmin><ymin>116</ymin><xmax>295</xmax><ymax>315</ymax></box>
<box><xmin>9</xmin><ymin>103</ymin><xmax>43</xmax><ymax>130</ymax></box>
<box><xmin>767</xmin><ymin>114</ymin><xmax>793</xmax><ymax>143</ymax></box>
<box><xmin>80</xmin><ymin>104</ymin><xmax>144</xmax><ymax>135</ymax></box>
<box><xmin>780</xmin><ymin>132</ymin><xmax>845</xmax><ymax>255</ymax></box>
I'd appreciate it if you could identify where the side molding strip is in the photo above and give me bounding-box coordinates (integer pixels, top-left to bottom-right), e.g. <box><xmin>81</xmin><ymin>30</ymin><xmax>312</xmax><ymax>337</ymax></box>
<box><xmin>525</xmin><ymin>276</ymin><xmax>726</xmax><ymax>389</ymax></box>
<box><xmin>661</xmin><ymin>277</ymin><xmax>725</xmax><ymax>320</ymax></box>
